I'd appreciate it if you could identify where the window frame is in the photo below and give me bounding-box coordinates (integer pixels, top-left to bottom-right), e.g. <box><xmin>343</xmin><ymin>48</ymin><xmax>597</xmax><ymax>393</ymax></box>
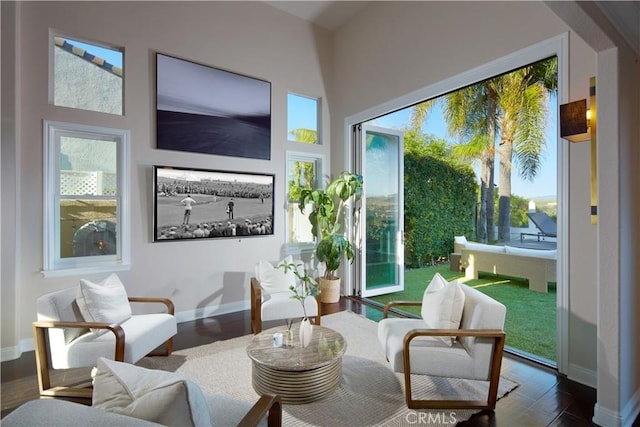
<box><xmin>287</xmin><ymin>92</ymin><xmax>321</xmax><ymax>145</ymax></box>
<box><xmin>284</xmin><ymin>151</ymin><xmax>325</xmax><ymax>251</ymax></box>
<box><xmin>49</xmin><ymin>31</ymin><xmax>124</xmax><ymax>115</ymax></box>
<box><xmin>42</xmin><ymin>120</ymin><xmax>130</xmax><ymax>277</ymax></box>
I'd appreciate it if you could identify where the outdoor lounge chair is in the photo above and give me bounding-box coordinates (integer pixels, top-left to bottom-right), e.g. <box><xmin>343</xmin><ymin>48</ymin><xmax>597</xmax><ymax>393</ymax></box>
<box><xmin>521</xmin><ymin>212</ymin><xmax>557</xmax><ymax>241</ymax></box>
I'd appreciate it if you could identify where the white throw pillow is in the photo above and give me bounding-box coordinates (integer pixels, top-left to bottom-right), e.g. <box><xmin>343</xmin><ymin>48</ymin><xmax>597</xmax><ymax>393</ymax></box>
<box><xmin>92</xmin><ymin>357</ymin><xmax>210</xmax><ymax>427</ymax></box>
<box><xmin>77</xmin><ymin>273</ymin><xmax>132</xmax><ymax>336</ymax></box>
<box><xmin>420</xmin><ymin>274</ymin><xmax>466</xmax><ymax>346</ymax></box>
<box><xmin>256</xmin><ymin>255</ymin><xmax>298</xmax><ymax>294</ymax></box>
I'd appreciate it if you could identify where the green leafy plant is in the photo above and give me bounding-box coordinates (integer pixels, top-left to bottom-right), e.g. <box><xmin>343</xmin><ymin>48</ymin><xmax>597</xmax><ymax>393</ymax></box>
<box><xmin>279</xmin><ymin>260</ymin><xmax>320</xmax><ymax>319</ymax></box>
<box><xmin>298</xmin><ymin>172</ymin><xmax>363</xmax><ymax>279</ymax></box>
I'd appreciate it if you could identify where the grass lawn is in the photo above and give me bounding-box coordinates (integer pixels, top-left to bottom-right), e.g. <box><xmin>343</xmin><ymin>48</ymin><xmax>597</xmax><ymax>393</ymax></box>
<box><xmin>366</xmin><ymin>264</ymin><xmax>557</xmax><ymax>362</ymax></box>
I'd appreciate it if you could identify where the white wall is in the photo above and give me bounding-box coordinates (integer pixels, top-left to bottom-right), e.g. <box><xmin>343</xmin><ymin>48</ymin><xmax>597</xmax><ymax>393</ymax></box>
<box><xmin>1</xmin><ymin>1</ymin><xmax>332</xmax><ymax>356</ymax></box>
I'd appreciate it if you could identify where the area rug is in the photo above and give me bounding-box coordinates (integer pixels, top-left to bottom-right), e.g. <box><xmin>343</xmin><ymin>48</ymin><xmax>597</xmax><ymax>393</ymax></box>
<box><xmin>138</xmin><ymin>311</ymin><xmax>517</xmax><ymax>426</ymax></box>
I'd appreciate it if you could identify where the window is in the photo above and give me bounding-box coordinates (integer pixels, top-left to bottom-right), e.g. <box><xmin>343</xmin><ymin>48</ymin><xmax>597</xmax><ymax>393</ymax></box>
<box><xmin>51</xmin><ymin>34</ymin><xmax>123</xmax><ymax>115</ymax></box>
<box><xmin>287</xmin><ymin>93</ymin><xmax>320</xmax><ymax>144</ymax></box>
<box><xmin>43</xmin><ymin>121</ymin><xmax>129</xmax><ymax>276</ymax></box>
<box><xmin>285</xmin><ymin>152</ymin><xmax>324</xmax><ymax>245</ymax></box>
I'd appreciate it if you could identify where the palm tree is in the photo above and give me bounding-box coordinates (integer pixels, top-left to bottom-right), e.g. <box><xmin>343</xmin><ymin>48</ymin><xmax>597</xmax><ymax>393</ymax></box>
<box><xmin>407</xmin><ymin>57</ymin><xmax>556</xmax><ymax>244</ymax></box>
<box><xmin>289</xmin><ymin>128</ymin><xmax>318</xmax><ymax>144</ymax></box>
<box><xmin>409</xmin><ymin>99</ymin><xmax>436</xmax><ymax>133</ymax></box>
<box><xmin>444</xmin><ymin>83</ymin><xmax>500</xmax><ymax>243</ymax></box>
<box><xmin>495</xmin><ymin>58</ymin><xmax>557</xmax><ymax>242</ymax></box>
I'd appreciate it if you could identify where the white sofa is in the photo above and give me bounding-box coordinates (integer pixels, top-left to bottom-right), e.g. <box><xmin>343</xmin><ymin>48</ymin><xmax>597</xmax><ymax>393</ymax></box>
<box><xmin>454</xmin><ymin>236</ymin><xmax>556</xmax><ymax>293</ymax></box>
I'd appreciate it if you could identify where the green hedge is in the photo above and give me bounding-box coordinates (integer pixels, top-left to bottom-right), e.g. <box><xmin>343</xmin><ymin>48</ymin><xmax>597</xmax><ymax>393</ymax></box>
<box><xmin>403</xmin><ymin>154</ymin><xmax>476</xmax><ymax>267</ymax></box>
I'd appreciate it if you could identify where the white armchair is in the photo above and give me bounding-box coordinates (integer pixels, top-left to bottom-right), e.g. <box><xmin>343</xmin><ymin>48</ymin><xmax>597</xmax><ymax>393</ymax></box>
<box><xmin>33</xmin><ymin>276</ymin><xmax>177</xmax><ymax>398</ymax></box>
<box><xmin>378</xmin><ymin>279</ymin><xmax>506</xmax><ymax>410</ymax></box>
<box><xmin>250</xmin><ymin>257</ymin><xmax>320</xmax><ymax>334</ymax></box>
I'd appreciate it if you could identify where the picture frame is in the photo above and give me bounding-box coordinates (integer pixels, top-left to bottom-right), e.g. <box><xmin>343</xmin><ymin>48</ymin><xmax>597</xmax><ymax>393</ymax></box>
<box><xmin>153</xmin><ymin>165</ymin><xmax>275</xmax><ymax>241</ymax></box>
<box><xmin>156</xmin><ymin>53</ymin><xmax>271</xmax><ymax>160</ymax></box>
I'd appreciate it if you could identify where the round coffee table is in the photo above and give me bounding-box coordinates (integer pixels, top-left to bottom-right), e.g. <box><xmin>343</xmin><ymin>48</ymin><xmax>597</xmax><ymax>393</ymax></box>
<box><xmin>246</xmin><ymin>324</ymin><xmax>346</xmax><ymax>404</ymax></box>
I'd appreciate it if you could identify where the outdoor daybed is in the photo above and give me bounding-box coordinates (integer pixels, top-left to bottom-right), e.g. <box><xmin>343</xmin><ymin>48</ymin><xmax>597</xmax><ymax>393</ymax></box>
<box><xmin>454</xmin><ymin>236</ymin><xmax>556</xmax><ymax>293</ymax></box>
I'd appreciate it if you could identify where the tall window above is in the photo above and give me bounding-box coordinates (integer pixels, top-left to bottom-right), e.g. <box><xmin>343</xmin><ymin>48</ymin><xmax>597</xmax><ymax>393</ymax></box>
<box><xmin>286</xmin><ymin>151</ymin><xmax>324</xmax><ymax>245</ymax></box>
<box><xmin>51</xmin><ymin>34</ymin><xmax>123</xmax><ymax>115</ymax></box>
<box><xmin>43</xmin><ymin>121</ymin><xmax>129</xmax><ymax>276</ymax></box>
<box><xmin>287</xmin><ymin>93</ymin><xmax>320</xmax><ymax>144</ymax></box>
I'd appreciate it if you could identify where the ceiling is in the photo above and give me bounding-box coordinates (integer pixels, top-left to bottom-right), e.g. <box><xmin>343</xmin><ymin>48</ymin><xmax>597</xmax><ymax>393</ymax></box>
<box><xmin>265</xmin><ymin>1</ymin><xmax>638</xmax><ymax>56</ymax></box>
<box><xmin>264</xmin><ymin>1</ymin><xmax>371</xmax><ymax>30</ymax></box>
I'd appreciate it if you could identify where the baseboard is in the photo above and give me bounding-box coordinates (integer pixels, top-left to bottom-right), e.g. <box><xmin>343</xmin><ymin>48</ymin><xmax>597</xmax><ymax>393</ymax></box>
<box><xmin>174</xmin><ymin>300</ymin><xmax>250</xmax><ymax>323</ymax></box>
<box><xmin>1</xmin><ymin>338</ymin><xmax>34</xmax><ymax>362</ymax></box>
<box><xmin>1</xmin><ymin>301</ymin><xmax>251</xmax><ymax>362</ymax></box>
<box><xmin>567</xmin><ymin>362</ymin><xmax>596</xmax><ymax>388</ymax></box>
<box><xmin>1</xmin><ymin>345</ymin><xmax>22</xmax><ymax>362</ymax></box>
<box><xmin>593</xmin><ymin>388</ymin><xmax>640</xmax><ymax>427</ymax></box>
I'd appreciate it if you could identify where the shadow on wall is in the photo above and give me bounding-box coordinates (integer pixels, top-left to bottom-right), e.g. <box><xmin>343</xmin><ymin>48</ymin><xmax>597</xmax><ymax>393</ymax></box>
<box><xmin>193</xmin><ymin>271</ymin><xmax>250</xmax><ymax>338</ymax></box>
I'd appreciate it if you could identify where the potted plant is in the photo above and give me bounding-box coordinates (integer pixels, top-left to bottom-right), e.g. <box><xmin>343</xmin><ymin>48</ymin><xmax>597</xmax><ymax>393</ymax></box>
<box><xmin>280</xmin><ymin>260</ymin><xmax>320</xmax><ymax>347</ymax></box>
<box><xmin>298</xmin><ymin>172</ymin><xmax>363</xmax><ymax>303</ymax></box>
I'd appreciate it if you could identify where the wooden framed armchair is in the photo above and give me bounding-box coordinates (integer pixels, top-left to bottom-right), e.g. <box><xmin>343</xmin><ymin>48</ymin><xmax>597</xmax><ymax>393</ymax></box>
<box><xmin>33</xmin><ymin>285</ymin><xmax>177</xmax><ymax>398</ymax></box>
<box><xmin>378</xmin><ymin>282</ymin><xmax>506</xmax><ymax>410</ymax></box>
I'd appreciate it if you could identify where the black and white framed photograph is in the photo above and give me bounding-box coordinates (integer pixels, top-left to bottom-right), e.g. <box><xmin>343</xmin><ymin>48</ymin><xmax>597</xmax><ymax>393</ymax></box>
<box><xmin>156</xmin><ymin>53</ymin><xmax>271</xmax><ymax>160</ymax></box>
<box><xmin>153</xmin><ymin>165</ymin><xmax>274</xmax><ymax>241</ymax></box>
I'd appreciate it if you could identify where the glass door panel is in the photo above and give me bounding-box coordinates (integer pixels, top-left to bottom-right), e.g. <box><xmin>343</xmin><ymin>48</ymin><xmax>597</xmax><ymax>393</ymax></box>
<box><xmin>361</xmin><ymin>125</ymin><xmax>404</xmax><ymax>297</ymax></box>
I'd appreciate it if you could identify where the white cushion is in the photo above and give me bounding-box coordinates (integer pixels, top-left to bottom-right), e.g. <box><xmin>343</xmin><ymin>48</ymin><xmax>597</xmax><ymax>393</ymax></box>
<box><xmin>419</xmin><ymin>272</ymin><xmax>448</xmax><ymax>319</ymax></box>
<box><xmin>255</xmin><ymin>255</ymin><xmax>299</xmax><ymax>294</ymax></box>
<box><xmin>56</xmin><ymin>313</ymin><xmax>177</xmax><ymax>369</ymax></box>
<box><xmin>378</xmin><ymin>317</ymin><xmax>472</xmax><ymax>374</ymax></box>
<box><xmin>420</xmin><ymin>274</ymin><xmax>465</xmax><ymax>346</ymax></box>
<box><xmin>504</xmin><ymin>245</ymin><xmax>557</xmax><ymax>259</ymax></box>
<box><xmin>92</xmin><ymin>357</ymin><xmax>210</xmax><ymax>427</ymax></box>
<box><xmin>77</xmin><ymin>274</ymin><xmax>132</xmax><ymax>336</ymax></box>
<box><xmin>464</xmin><ymin>241</ymin><xmax>505</xmax><ymax>253</ymax></box>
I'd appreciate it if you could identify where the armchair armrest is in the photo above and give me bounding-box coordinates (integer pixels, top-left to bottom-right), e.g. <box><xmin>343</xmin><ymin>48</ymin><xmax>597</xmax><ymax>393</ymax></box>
<box><xmin>383</xmin><ymin>301</ymin><xmax>422</xmax><ymax>318</ymax></box>
<box><xmin>238</xmin><ymin>394</ymin><xmax>282</xmax><ymax>427</ymax></box>
<box><xmin>32</xmin><ymin>320</ymin><xmax>126</xmax><ymax>361</ymax></box>
<box><xmin>128</xmin><ymin>297</ymin><xmax>175</xmax><ymax>315</ymax></box>
<box><xmin>403</xmin><ymin>328</ymin><xmax>505</xmax><ymax>343</ymax></box>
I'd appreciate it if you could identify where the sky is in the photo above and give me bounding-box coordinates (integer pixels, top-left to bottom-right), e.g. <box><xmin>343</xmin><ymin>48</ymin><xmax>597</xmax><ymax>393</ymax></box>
<box><xmin>72</xmin><ymin>38</ymin><xmax>558</xmax><ymax>200</ymax></box>
<box><xmin>67</xmin><ymin>39</ymin><xmax>123</xmax><ymax>68</ymax></box>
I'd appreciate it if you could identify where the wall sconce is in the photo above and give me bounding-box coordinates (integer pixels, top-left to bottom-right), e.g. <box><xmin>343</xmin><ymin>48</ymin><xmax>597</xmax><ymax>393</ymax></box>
<box><xmin>561</xmin><ymin>77</ymin><xmax>597</xmax><ymax>224</ymax></box>
<box><xmin>560</xmin><ymin>99</ymin><xmax>590</xmax><ymax>142</ymax></box>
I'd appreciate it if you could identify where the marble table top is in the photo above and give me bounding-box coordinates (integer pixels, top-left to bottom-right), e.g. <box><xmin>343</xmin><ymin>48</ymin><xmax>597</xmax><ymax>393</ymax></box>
<box><xmin>246</xmin><ymin>324</ymin><xmax>346</xmax><ymax>371</ymax></box>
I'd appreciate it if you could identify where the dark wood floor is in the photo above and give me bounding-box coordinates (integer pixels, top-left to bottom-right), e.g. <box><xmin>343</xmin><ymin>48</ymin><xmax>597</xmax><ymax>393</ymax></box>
<box><xmin>1</xmin><ymin>297</ymin><xmax>599</xmax><ymax>426</ymax></box>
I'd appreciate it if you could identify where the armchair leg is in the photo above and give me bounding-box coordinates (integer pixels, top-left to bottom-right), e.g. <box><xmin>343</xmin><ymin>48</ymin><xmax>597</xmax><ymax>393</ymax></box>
<box><xmin>147</xmin><ymin>337</ymin><xmax>174</xmax><ymax>356</ymax></box>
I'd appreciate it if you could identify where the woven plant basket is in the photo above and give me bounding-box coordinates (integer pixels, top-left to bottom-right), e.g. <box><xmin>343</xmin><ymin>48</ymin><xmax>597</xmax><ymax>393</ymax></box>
<box><xmin>319</xmin><ymin>277</ymin><xmax>341</xmax><ymax>303</ymax></box>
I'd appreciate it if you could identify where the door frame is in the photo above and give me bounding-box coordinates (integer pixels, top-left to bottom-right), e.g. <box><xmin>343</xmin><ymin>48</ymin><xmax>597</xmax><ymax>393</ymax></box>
<box><xmin>342</xmin><ymin>33</ymin><xmax>569</xmax><ymax>375</ymax></box>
